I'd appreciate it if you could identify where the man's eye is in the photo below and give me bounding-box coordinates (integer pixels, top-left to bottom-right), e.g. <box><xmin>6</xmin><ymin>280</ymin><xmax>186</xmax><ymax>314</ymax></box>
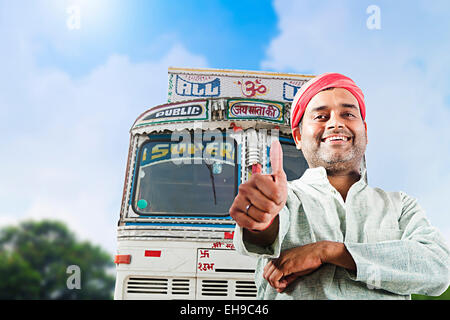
<box><xmin>314</xmin><ymin>115</ymin><xmax>327</xmax><ymax>120</ymax></box>
<box><xmin>344</xmin><ymin>113</ymin><xmax>356</xmax><ymax>118</ymax></box>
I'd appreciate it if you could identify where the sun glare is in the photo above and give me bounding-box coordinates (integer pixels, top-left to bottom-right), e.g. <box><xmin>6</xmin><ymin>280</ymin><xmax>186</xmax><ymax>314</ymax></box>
<box><xmin>65</xmin><ymin>0</ymin><xmax>116</xmax><ymax>31</ymax></box>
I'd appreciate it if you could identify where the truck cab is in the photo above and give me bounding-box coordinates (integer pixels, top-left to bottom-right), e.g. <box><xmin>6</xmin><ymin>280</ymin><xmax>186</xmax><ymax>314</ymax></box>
<box><xmin>114</xmin><ymin>68</ymin><xmax>313</xmax><ymax>299</ymax></box>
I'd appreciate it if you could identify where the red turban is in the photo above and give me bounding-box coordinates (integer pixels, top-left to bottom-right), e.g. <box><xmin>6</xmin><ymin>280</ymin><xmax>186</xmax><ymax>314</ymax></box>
<box><xmin>290</xmin><ymin>73</ymin><xmax>366</xmax><ymax>130</ymax></box>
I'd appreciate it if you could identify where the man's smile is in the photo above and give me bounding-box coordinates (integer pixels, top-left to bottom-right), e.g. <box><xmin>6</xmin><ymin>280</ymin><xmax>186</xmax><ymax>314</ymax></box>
<box><xmin>320</xmin><ymin>134</ymin><xmax>352</xmax><ymax>145</ymax></box>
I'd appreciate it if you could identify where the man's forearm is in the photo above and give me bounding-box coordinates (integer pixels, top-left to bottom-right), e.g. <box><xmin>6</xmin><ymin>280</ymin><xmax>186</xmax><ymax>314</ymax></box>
<box><xmin>321</xmin><ymin>241</ymin><xmax>356</xmax><ymax>271</ymax></box>
<box><xmin>243</xmin><ymin>215</ymin><xmax>279</xmax><ymax>248</ymax></box>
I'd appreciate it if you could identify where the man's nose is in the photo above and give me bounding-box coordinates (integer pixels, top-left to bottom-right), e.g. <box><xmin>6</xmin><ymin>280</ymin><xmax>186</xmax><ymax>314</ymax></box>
<box><xmin>326</xmin><ymin>112</ymin><xmax>344</xmax><ymax>130</ymax></box>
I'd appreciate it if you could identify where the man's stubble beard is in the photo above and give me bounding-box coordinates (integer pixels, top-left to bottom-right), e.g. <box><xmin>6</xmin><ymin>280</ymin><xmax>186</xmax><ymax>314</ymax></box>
<box><xmin>302</xmin><ymin>134</ymin><xmax>367</xmax><ymax>176</ymax></box>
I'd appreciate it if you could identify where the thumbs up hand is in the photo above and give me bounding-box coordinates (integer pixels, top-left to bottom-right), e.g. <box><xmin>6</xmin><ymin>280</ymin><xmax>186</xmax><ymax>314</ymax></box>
<box><xmin>269</xmin><ymin>139</ymin><xmax>286</xmax><ymax>182</ymax></box>
<box><xmin>229</xmin><ymin>140</ymin><xmax>288</xmax><ymax>235</ymax></box>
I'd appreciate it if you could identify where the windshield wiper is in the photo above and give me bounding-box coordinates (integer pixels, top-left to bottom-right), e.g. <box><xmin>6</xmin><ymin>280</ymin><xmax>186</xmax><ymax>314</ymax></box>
<box><xmin>205</xmin><ymin>163</ymin><xmax>217</xmax><ymax>205</ymax></box>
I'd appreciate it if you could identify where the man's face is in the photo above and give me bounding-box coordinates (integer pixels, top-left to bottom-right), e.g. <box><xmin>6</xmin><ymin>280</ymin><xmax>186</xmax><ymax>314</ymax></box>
<box><xmin>292</xmin><ymin>88</ymin><xmax>367</xmax><ymax>174</ymax></box>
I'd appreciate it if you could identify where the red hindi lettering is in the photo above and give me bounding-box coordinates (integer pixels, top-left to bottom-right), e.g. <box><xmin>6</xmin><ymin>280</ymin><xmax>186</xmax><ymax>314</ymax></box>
<box><xmin>265</xmin><ymin>105</ymin><xmax>277</xmax><ymax>118</ymax></box>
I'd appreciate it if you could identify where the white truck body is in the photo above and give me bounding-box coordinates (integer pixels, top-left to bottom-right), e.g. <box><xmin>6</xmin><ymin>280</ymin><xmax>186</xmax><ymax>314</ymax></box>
<box><xmin>114</xmin><ymin>68</ymin><xmax>315</xmax><ymax>300</ymax></box>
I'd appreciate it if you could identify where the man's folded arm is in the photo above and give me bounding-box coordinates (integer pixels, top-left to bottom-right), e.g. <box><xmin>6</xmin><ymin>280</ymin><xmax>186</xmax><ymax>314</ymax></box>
<box><xmin>344</xmin><ymin>192</ymin><xmax>450</xmax><ymax>296</ymax></box>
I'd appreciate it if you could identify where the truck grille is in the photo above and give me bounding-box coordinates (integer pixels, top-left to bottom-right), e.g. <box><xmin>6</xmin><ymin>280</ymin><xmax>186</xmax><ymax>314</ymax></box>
<box><xmin>201</xmin><ymin>280</ymin><xmax>228</xmax><ymax>297</ymax></box>
<box><xmin>199</xmin><ymin>279</ymin><xmax>257</xmax><ymax>299</ymax></box>
<box><xmin>235</xmin><ymin>280</ymin><xmax>258</xmax><ymax>297</ymax></box>
<box><xmin>125</xmin><ymin>277</ymin><xmax>191</xmax><ymax>298</ymax></box>
<box><xmin>123</xmin><ymin>276</ymin><xmax>257</xmax><ymax>299</ymax></box>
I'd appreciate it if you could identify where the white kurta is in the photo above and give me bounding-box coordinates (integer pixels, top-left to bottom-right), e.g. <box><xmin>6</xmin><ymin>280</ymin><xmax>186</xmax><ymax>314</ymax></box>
<box><xmin>234</xmin><ymin>167</ymin><xmax>450</xmax><ymax>299</ymax></box>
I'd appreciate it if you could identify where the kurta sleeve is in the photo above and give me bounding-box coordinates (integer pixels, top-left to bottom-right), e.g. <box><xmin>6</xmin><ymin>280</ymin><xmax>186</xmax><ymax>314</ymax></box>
<box><xmin>233</xmin><ymin>187</ymin><xmax>296</xmax><ymax>259</ymax></box>
<box><xmin>345</xmin><ymin>192</ymin><xmax>450</xmax><ymax>296</ymax></box>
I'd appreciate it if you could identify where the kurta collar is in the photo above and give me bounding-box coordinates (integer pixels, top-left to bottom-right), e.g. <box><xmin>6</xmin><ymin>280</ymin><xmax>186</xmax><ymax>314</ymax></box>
<box><xmin>299</xmin><ymin>166</ymin><xmax>368</xmax><ymax>187</ymax></box>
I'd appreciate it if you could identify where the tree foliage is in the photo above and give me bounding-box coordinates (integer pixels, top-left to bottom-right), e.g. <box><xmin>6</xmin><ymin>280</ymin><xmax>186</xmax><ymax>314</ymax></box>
<box><xmin>412</xmin><ymin>286</ymin><xmax>450</xmax><ymax>300</ymax></box>
<box><xmin>0</xmin><ymin>220</ymin><xmax>115</xmax><ymax>299</ymax></box>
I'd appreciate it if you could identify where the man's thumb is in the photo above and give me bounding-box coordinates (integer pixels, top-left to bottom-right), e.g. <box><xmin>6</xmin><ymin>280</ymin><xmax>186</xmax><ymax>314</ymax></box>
<box><xmin>270</xmin><ymin>139</ymin><xmax>285</xmax><ymax>178</ymax></box>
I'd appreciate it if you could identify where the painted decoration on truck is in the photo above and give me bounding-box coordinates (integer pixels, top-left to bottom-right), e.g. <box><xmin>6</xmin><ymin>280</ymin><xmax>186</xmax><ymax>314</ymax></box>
<box><xmin>140</xmin><ymin>140</ymin><xmax>235</xmax><ymax>167</ymax></box>
<box><xmin>168</xmin><ymin>67</ymin><xmax>314</xmax><ymax>103</ymax></box>
<box><xmin>226</xmin><ymin>99</ymin><xmax>284</xmax><ymax>123</ymax></box>
<box><xmin>134</xmin><ymin>100</ymin><xmax>209</xmax><ymax>127</ymax></box>
<box><xmin>235</xmin><ymin>78</ymin><xmax>268</xmax><ymax>98</ymax></box>
<box><xmin>175</xmin><ymin>75</ymin><xmax>221</xmax><ymax>98</ymax></box>
<box><xmin>282</xmin><ymin>80</ymin><xmax>308</xmax><ymax>101</ymax></box>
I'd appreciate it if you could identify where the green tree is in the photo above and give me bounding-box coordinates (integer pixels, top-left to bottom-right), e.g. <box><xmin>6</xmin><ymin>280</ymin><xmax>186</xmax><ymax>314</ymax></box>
<box><xmin>412</xmin><ymin>286</ymin><xmax>450</xmax><ymax>300</ymax></box>
<box><xmin>0</xmin><ymin>219</ymin><xmax>115</xmax><ymax>299</ymax></box>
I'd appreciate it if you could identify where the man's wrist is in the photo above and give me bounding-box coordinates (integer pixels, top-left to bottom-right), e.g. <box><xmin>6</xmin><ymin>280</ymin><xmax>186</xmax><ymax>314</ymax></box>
<box><xmin>319</xmin><ymin>240</ymin><xmax>337</xmax><ymax>263</ymax></box>
<box><xmin>243</xmin><ymin>215</ymin><xmax>279</xmax><ymax>247</ymax></box>
<box><xmin>320</xmin><ymin>241</ymin><xmax>356</xmax><ymax>271</ymax></box>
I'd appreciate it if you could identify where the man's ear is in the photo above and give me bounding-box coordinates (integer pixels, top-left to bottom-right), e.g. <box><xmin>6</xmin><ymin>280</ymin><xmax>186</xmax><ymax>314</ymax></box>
<box><xmin>292</xmin><ymin>127</ymin><xmax>302</xmax><ymax>150</ymax></box>
<box><xmin>364</xmin><ymin>121</ymin><xmax>368</xmax><ymax>144</ymax></box>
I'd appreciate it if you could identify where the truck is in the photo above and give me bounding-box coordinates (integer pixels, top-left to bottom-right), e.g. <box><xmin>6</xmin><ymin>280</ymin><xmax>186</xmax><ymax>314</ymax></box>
<box><xmin>113</xmin><ymin>67</ymin><xmax>315</xmax><ymax>300</ymax></box>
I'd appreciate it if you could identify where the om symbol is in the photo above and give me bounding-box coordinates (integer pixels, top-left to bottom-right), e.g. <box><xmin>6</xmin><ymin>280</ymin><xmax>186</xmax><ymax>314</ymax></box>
<box><xmin>237</xmin><ymin>79</ymin><xmax>267</xmax><ymax>97</ymax></box>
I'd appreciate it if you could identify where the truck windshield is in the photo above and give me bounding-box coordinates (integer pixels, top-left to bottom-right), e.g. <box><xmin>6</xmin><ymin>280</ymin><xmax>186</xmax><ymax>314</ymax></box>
<box><xmin>132</xmin><ymin>133</ymin><xmax>236</xmax><ymax>216</ymax></box>
<box><xmin>280</xmin><ymin>140</ymin><xmax>309</xmax><ymax>181</ymax></box>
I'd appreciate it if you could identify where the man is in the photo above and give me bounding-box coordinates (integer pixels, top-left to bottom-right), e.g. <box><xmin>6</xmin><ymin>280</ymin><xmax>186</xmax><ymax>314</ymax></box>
<box><xmin>229</xmin><ymin>72</ymin><xmax>450</xmax><ymax>299</ymax></box>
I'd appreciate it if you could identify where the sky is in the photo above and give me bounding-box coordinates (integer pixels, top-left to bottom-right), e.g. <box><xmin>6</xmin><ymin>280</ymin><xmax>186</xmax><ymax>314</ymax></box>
<box><xmin>1</xmin><ymin>0</ymin><xmax>450</xmax><ymax>255</ymax></box>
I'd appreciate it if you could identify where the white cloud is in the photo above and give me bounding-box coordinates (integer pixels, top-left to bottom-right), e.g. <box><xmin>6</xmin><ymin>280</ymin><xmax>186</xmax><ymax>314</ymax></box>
<box><xmin>0</xmin><ymin>1</ymin><xmax>208</xmax><ymax>254</ymax></box>
<box><xmin>263</xmin><ymin>0</ymin><xmax>450</xmax><ymax>243</ymax></box>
